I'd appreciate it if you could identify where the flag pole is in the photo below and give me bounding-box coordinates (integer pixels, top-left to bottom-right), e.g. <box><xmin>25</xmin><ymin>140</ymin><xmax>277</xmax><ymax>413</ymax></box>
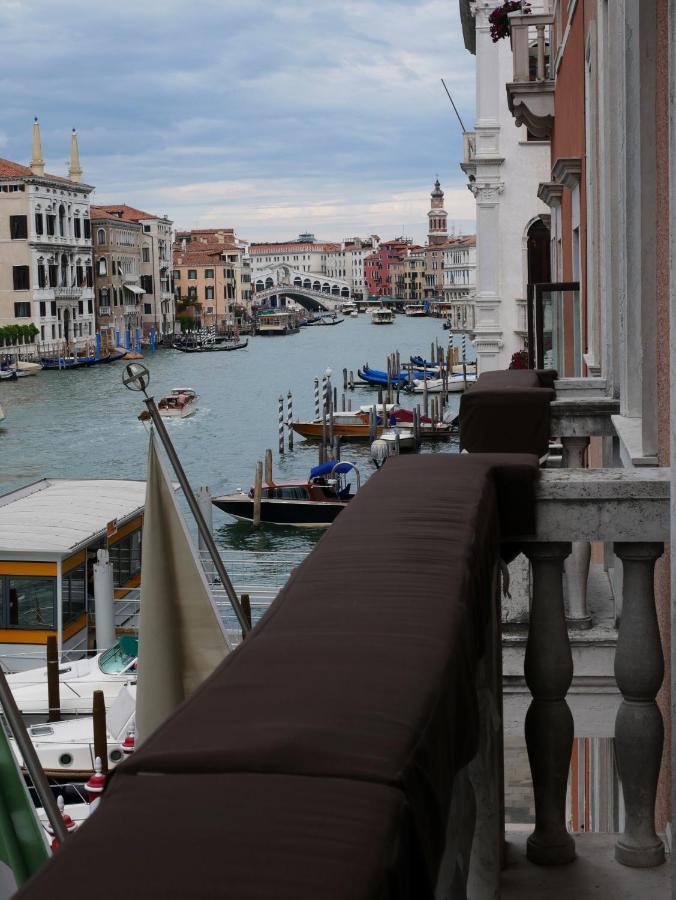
<box><xmin>0</xmin><ymin>668</ymin><xmax>68</xmax><ymax>844</ymax></box>
<box><xmin>142</xmin><ymin>397</ymin><xmax>251</xmax><ymax>635</ymax></box>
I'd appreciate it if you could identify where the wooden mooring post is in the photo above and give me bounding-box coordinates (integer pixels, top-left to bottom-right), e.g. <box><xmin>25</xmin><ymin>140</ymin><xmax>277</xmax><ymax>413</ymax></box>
<box><xmin>93</xmin><ymin>690</ymin><xmax>108</xmax><ymax>774</ymax></box>
<box><xmin>287</xmin><ymin>390</ymin><xmax>293</xmax><ymax>451</ymax></box>
<box><xmin>47</xmin><ymin>635</ymin><xmax>60</xmax><ymax>723</ymax></box>
<box><xmin>264</xmin><ymin>449</ymin><xmax>273</xmax><ymax>484</ymax></box>
<box><xmin>241</xmin><ymin>593</ymin><xmax>252</xmax><ymax>639</ymax></box>
<box><xmin>252</xmin><ymin>461</ymin><xmax>263</xmax><ymax>528</ymax></box>
<box><xmin>278</xmin><ymin>396</ymin><xmax>285</xmax><ymax>455</ymax></box>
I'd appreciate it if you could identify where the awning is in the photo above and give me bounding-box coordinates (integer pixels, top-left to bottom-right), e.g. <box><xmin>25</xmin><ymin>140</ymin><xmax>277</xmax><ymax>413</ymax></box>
<box><xmin>125</xmin><ymin>284</ymin><xmax>144</xmax><ymax>295</ymax></box>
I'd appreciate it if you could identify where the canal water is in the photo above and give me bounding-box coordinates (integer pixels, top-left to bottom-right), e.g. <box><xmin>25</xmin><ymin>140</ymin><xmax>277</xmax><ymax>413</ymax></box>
<box><xmin>0</xmin><ymin>316</ymin><xmax>472</xmax><ymax>560</ymax></box>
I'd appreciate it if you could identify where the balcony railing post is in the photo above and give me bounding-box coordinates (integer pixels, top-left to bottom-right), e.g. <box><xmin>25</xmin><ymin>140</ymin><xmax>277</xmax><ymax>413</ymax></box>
<box><xmin>523</xmin><ymin>541</ymin><xmax>575</xmax><ymax>865</ymax></box>
<box><xmin>560</xmin><ymin>436</ymin><xmax>592</xmax><ymax>629</ymax></box>
<box><xmin>612</xmin><ymin>542</ymin><xmax>665</xmax><ymax>868</ymax></box>
<box><xmin>536</xmin><ymin>24</ymin><xmax>546</xmax><ymax>81</ymax></box>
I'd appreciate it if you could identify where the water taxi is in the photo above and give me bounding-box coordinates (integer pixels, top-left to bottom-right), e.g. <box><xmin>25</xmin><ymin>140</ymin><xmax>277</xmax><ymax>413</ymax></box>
<box><xmin>0</xmin><ymin>479</ymin><xmax>145</xmax><ymax>670</ymax></box>
<box><xmin>157</xmin><ymin>388</ymin><xmax>199</xmax><ymax>419</ymax></box>
<box><xmin>255</xmin><ymin>310</ymin><xmax>300</xmax><ymax>336</ymax></box>
<box><xmin>371</xmin><ymin>307</ymin><xmax>395</xmax><ymax>325</ymax></box>
<box><xmin>404</xmin><ymin>303</ymin><xmax>427</xmax><ymax>317</ymax></box>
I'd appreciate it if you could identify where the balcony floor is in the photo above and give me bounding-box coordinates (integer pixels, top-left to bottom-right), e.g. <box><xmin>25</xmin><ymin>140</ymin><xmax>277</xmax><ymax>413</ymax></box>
<box><xmin>502</xmin><ymin>829</ymin><xmax>670</xmax><ymax>898</ymax></box>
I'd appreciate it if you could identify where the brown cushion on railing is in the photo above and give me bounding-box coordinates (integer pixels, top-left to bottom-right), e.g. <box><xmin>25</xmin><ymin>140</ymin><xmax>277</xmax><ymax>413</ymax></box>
<box><xmin>16</xmin><ymin>774</ymin><xmax>429</xmax><ymax>900</ymax></box>
<box><xmin>459</xmin><ymin>376</ymin><xmax>554</xmax><ymax>455</ymax></box>
<box><xmin>473</xmin><ymin>369</ymin><xmax>542</xmax><ymax>389</ymax></box>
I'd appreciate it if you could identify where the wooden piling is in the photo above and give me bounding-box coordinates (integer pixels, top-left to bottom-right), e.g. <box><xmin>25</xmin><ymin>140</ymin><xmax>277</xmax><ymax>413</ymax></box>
<box><xmin>264</xmin><ymin>449</ymin><xmax>273</xmax><ymax>485</ymax></box>
<box><xmin>93</xmin><ymin>689</ymin><xmax>108</xmax><ymax>773</ymax></box>
<box><xmin>252</xmin><ymin>462</ymin><xmax>263</xmax><ymax>528</ymax></box>
<box><xmin>369</xmin><ymin>406</ymin><xmax>377</xmax><ymax>442</ymax></box>
<box><xmin>241</xmin><ymin>593</ymin><xmax>252</xmax><ymax>639</ymax></box>
<box><xmin>314</xmin><ymin>378</ymin><xmax>320</xmax><ymax>420</ymax></box>
<box><xmin>335</xmin><ymin>436</ymin><xmax>341</xmax><ymax>461</ymax></box>
<box><xmin>423</xmin><ymin>377</ymin><xmax>429</xmax><ymax>419</ymax></box>
<box><xmin>341</xmin><ymin>393</ymin><xmax>345</xmax><ymax>411</ymax></box>
<box><xmin>278</xmin><ymin>395</ymin><xmax>285</xmax><ymax>455</ymax></box>
<box><xmin>343</xmin><ymin>368</ymin><xmax>348</xmax><ymax>391</ymax></box>
<box><xmin>47</xmin><ymin>635</ymin><xmax>60</xmax><ymax>723</ymax></box>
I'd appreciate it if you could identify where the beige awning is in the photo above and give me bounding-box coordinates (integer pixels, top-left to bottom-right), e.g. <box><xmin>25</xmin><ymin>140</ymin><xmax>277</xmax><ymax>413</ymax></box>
<box><xmin>125</xmin><ymin>283</ymin><xmax>144</xmax><ymax>295</ymax></box>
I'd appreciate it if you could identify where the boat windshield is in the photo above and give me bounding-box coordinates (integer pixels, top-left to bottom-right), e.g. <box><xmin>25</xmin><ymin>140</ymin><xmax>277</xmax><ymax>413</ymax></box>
<box><xmin>98</xmin><ymin>636</ymin><xmax>138</xmax><ymax>674</ymax></box>
<box><xmin>262</xmin><ymin>486</ymin><xmax>309</xmax><ymax>500</ymax></box>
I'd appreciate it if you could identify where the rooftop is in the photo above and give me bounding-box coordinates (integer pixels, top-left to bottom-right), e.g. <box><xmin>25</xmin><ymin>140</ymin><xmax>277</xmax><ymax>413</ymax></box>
<box><xmin>0</xmin><ymin>479</ymin><xmax>146</xmax><ymax>557</ymax></box>
<box><xmin>92</xmin><ymin>204</ymin><xmax>165</xmax><ymax>223</ymax></box>
<box><xmin>0</xmin><ymin>157</ymin><xmax>91</xmax><ymax>189</ymax></box>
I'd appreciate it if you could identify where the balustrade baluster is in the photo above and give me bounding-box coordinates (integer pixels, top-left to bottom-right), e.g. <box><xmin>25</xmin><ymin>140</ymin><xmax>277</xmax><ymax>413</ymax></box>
<box><xmin>613</xmin><ymin>542</ymin><xmax>665</xmax><ymax>867</ymax></box>
<box><xmin>560</xmin><ymin>436</ymin><xmax>592</xmax><ymax>629</ymax></box>
<box><xmin>536</xmin><ymin>25</ymin><xmax>546</xmax><ymax>81</ymax></box>
<box><xmin>523</xmin><ymin>542</ymin><xmax>575</xmax><ymax>865</ymax></box>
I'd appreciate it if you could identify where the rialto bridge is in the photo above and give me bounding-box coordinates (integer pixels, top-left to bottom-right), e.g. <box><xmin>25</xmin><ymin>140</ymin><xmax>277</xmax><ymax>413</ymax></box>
<box><xmin>252</xmin><ymin>265</ymin><xmax>351</xmax><ymax>312</ymax></box>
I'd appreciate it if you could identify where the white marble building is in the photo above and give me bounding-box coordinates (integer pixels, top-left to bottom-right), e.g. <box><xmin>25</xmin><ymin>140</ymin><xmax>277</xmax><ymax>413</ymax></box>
<box><xmin>459</xmin><ymin>0</ymin><xmax>551</xmax><ymax>370</ymax></box>
<box><xmin>0</xmin><ymin>121</ymin><xmax>95</xmax><ymax>346</ymax></box>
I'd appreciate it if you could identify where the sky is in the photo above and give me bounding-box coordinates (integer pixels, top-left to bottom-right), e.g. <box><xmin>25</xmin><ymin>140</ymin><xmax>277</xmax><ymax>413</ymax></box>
<box><xmin>0</xmin><ymin>0</ymin><xmax>476</xmax><ymax>245</ymax></box>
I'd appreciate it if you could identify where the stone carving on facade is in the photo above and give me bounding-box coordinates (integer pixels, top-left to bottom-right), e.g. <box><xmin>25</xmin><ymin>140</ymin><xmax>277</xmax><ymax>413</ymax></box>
<box><xmin>469</xmin><ymin>182</ymin><xmax>505</xmax><ymax>204</ymax></box>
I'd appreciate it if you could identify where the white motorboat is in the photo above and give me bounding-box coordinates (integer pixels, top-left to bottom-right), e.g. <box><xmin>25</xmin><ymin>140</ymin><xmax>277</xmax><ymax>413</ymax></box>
<box><xmin>404</xmin><ymin>303</ymin><xmax>427</xmax><ymax>317</ymax></box>
<box><xmin>410</xmin><ymin>374</ymin><xmax>477</xmax><ymax>394</ymax></box>
<box><xmin>11</xmin><ymin>685</ymin><xmax>136</xmax><ymax>780</ymax></box>
<box><xmin>371</xmin><ymin>307</ymin><xmax>394</xmax><ymax>324</ymax></box>
<box><xmin>379</xmin><ymin>427</ymin><xmax>418</xmax><ymax>452</ymax></box>
<box><xmin>350</xmin><ymin>310</ymin><xmax>359</xmax><ymax>318</ymax></box>
<box><xmin>157</xmin><ymin>388</ymin><xmax>199</xmax><ymax>419</ymax></box>
<box><xmin>7</xmin><ymin>637</ymin><xmax>138</xmax><ymax>723</ymax></box>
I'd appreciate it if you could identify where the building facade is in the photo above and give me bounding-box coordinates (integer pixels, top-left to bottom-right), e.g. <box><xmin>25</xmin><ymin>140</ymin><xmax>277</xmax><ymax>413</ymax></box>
<box><xmin>90</xmin><ymin>207</ymin><xmax>143</xmax><ymax>348</ymax></box>
<box><xmin>173</xmin><ymin>228</ymin><xmax>251</xmax><ymax>329</ymax></box>
<box><xmin>0</xmin><ymin>121</ymin><xmax>95</xmax><ymax>347</ymax></box>
<box><xmin>364</xmin><ymin>238</ymin><xmax>411</xmax><ymax>298</ymax></box>
<box><xmin>460</xmin><ymin>2</ymin><xmax>551</xmax><ymax>370</ymax></box>
<box><xmin>93</xmin><ymin>205</ymin><xmax>175</xmax><ymax>337</ymax></box>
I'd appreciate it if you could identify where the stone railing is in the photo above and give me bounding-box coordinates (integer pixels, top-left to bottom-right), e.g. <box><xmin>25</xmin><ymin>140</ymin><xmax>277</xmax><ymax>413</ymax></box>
<box><xmin>54</xmin><ymin>285</ymin><xmax>83</xmax><ymax>301</ymax></box>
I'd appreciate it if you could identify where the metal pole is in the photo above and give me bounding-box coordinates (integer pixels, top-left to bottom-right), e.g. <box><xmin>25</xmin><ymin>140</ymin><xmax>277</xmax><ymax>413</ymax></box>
<box><xmin>0</xmin><ymin>666</ymin><xmax>68</xmax><ymax>844</ymax></box>
<box><xmin>143</xmin><ymin>398</ymin><xmax>250</xmax><ymax>634</ymax></box>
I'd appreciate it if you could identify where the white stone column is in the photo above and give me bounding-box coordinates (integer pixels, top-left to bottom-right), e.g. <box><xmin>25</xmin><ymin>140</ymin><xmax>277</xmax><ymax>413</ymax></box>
<box><xmin>523</xmin><ymin>542</ymin><xmax>575</xmax><ymax>865</ymax></box>
<box><xmin>93</xmin><ymin>549</ymin><xmax>115</xmax><ymax>651</ymax></box>
<box><xmin>561</xmin><ymin>436</ymin><xmax>592</xmax><ymax>629</ymax></box>
<box><xmin>613</xmin><ymin>542</ymin><xmax>665</xmax><ymax>867</ymax></box>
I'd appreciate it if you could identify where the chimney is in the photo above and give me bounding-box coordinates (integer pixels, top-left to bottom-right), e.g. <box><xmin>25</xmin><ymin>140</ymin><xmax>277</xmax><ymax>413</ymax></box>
<box><xmin>30</xmin><ymin>118</ymin><xmax>45</xmax><ymax>176</ymax></box>
<box><xmin>68</xmin><ymin>128</ymin><xmax>83</xmax><ymax>183</ymax></box>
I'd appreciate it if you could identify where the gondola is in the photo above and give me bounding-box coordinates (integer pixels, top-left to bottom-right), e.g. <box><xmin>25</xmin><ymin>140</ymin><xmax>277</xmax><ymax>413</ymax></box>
<box><xmin>171</xmin><ymin>338</ymin><xmax>248</xmax><ymax>353</ymax></box>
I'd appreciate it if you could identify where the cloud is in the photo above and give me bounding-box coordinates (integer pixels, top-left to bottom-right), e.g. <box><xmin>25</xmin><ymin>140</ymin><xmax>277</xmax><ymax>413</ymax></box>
<box><xmin>0</xmin><ymin>0</ymin><xmax>476</xmax><ymax>241</ymax></box>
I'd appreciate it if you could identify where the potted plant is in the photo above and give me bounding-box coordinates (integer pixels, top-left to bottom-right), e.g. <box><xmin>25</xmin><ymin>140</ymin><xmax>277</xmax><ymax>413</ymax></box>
<box><xmin>509</xmin><ymin>349</ymin><xmax>529</xmax><ymax>370</ymax></box>
<box><xmin>489</xmin><ymin>0</ymin><xmax>531</xmax><ymax>42</ymax></box>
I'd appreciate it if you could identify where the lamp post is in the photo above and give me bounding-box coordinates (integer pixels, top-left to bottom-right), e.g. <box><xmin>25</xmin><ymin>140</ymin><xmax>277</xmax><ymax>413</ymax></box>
<box><xmin>123</xmin><ymin>364</ymin><xmax>250</xmax><ymax>635</ymax></box>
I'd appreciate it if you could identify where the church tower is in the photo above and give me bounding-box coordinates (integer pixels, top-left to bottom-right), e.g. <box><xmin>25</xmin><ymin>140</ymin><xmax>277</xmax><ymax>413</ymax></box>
<box><xmin>427</xmin><ymin>179</ymin><xmax>448</xmax><ymax>246</ymax></box>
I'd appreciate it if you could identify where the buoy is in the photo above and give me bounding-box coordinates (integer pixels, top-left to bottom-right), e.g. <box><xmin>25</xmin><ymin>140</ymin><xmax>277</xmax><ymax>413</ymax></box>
<box><xmin>122</xmin><ymin>730</ymin><xmax>136</xmax><ymax>756</ymax></box>
<box><xmin>86</xmin><ymin>757</ymin><xmax>107</xmax><ymax>812</ymax></box>
<box><xmin>370</xmin><ymin>439</ymin><xmax>389</xmax><ymax>469</ymax></box>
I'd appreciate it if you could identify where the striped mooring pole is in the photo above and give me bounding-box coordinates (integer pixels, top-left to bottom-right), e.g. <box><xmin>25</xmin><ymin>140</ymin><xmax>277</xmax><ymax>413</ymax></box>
<box><xmin>287</xmin><ymin>390</ymin><xmax>293</xmax><ymax>451</ymax></box>
<box><xmin>278</xmin><ymin>395</ymin><xmax>285</xmax><ymax>455</ymax></box>
<box><xmin>314</xmin><ymin>378</ymin><xmax>320</xmax><ymax>420</ymax></box>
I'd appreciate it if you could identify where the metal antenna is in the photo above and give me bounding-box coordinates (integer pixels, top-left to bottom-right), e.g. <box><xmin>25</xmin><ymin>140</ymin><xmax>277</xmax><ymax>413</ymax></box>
<box><xmin>440</xmin><ymin>78</ymin><xmax>467</xmax><ymax>133</ymax></box>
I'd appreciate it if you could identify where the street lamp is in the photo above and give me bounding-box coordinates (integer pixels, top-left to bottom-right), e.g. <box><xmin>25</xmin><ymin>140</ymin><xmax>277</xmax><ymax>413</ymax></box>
<box><xmin>123</xmin><ymin>364</ymin><xmax>250</xmax><ymax>634</ymax></box>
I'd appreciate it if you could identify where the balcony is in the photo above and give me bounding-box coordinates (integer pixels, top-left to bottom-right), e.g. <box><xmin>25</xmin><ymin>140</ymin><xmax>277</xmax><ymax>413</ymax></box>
<box><xmin>97</xmin><ymin>305</ymin><xmax>112</xmax><ymax>316</ymax></box>
<box><xmin>53</xmin><ymin>285</ymin><xmax>83</xmax><ymax>302</ymax></box>
<box><xmin>506</xmin><ymin>13</ymin><xmax>555</xmax><ymax>139</ymax></box>
<box><xmin>460</xmin><ymin>130</ymin><xmax>476</xmax><ymax>177</ymax></box>
<box><xmin>14</xmin><ymin>379</ymin><xmax>673</xmax><ymax>900</ymax></box>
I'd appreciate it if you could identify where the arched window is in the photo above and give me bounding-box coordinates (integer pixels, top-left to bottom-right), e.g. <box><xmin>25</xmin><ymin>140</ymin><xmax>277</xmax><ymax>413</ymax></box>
<box><xmin>322</xmin><ymin>283</ymin><xmax>330</xmax><ymax>293</ymax></box>
<box><xmin>293</xmin><ymin>277</ymin><xmax>302</xmax><ymax>287</ymax></box>
<box><xmin>97</xmin><ymin>228</ymin><xmax>106</xmax><ymax>246</ymax></box>
<box><xmin>303</xmin><ymin>279</ymin><xmax>312</xmax><ymax>289</ymax></box>
<box><xmin>255</xmin><ymin>280</ymin><xmax>265</xmax><ymax>292</ymax></box>
<box><xmin>265</xmin><ymin>277</ymin><xmax>274</xmax><ymax>289</ymax></box>
<box><xmin>331</xmin><ymin>285</ymin><xmax>339</xmax><ymax>295</ymax></box>
<box><xmin>58</xmin><ymin>205</ymin><xmax>66</xmax><ymax>238</ymax></box>
<box><xmin>98</xmin><ymin>257</ymin><xmax>107</xmax><ymax>276</ymax></box>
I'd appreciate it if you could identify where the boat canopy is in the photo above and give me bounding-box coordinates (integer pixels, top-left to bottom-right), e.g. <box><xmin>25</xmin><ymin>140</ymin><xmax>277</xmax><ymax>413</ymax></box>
<box><xmin>309</xmin><ymin>461</ymin><xmax>356</xmax><ymax>479</ymax></box>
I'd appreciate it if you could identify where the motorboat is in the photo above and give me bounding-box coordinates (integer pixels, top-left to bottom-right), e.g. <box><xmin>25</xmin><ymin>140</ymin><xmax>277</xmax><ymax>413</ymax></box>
<box><xmin>10</xmin><ymin>685</ymin><xmax>136</xmax><ymax>780</ymax></box>
<box><xmin>172</xmin><ymin>337</ymin><xmax>247</xmax><ymax>353</ymax></box>
<box><xmin>371</xmin><ymin>307</ymin><xmax>394</xmax><ymax>324</ymax></box>
<box><xmin>212</xmin><ymin>461</ymin><xmax>360</xmax><ymax>527</ymax></box>
<box><xmin>409</xmin><ymin>374</ymin><xmax>477</xmax><ymax>393</ymax></box>
<box><xmin>404</xmin><ymin>304</ymin><xmax>427</xmax><ymax>317</ymax></box>
<box><xmin>7</xmin><ymin>637</ymin><xmax>138</xmax><ymax>723</ymax></box>
<box><xmin>157</xmin><ymin>388</ymin><xmax>199</xmax><ymax>418</ymax></box>
<box><xmin>292</xmin><ymin>409</ymin><xmax>451</xmax><ymax>441</ymax></box>
<box><xmin>379</xmin><ymin>427</ymin><xmax>418</xmax><ymax>452</ymax></box>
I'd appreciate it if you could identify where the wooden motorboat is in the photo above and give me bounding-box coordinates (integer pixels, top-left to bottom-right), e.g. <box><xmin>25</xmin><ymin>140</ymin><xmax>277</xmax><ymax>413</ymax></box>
<box><xmin>409</xmin><ymin>374</ymin><xmax>477</xmax><ymax>393</ymax></box>
<box><xmin>213</xmin><ymin>461</ymin><xmax>360</xmax><ymax>527</ymax></box>
<box><xmin>292</xmin><ymin>409</ymin><xmax>451</xmax><ymax>441</ymax></box>
<box><xmin>157</xmin><ymin>388</ymin><xmax>199</xmax><ymax>418</ymax></box>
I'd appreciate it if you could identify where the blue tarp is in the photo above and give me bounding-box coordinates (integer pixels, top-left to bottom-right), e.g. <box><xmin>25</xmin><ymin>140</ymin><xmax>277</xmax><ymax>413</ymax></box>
<box><xmin>310</xmin><ymin>460</ymin><xmax>355</xmax><ymax>478</ymax></box>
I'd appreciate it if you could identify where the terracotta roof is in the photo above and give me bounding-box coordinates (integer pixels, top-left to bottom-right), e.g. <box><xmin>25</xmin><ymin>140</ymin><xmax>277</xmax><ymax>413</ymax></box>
<box><xmin>93</xmin><ymin>204</ymin><xmax>164</xmax><ymax>222</ymax></box>
<box><xmin>0</xmin><ymin>157</ymin><xmax>90</xmax><ymax>187</ymax></box>
<box><xmin>249</xmin><ymin>242</ymin><xmax>338</xmax><ymax>254</ymax></box>
<box><xmin>90</xmin><ymin>205</ymin><xmax>142</xmax><ymax>226</ymax></box>
<box><xmin>173</xmin><ymin>247</ymin><xmax>232</xmax><ymax>266</ymax></box>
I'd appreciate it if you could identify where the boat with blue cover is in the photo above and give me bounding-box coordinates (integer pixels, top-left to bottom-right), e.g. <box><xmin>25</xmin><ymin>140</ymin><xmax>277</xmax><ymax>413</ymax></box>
<box><xmin>212</xmin><ymin>461</ymin><xmax>361</xmax><ymax>527</ymax></box>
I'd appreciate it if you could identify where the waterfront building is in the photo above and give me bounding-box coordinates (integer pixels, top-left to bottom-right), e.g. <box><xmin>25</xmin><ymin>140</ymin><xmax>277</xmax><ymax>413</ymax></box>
<box><xmin>0</xmin><ymin>478</ymin><xmax>144</xmax><ymax>666</ymax></box>
<box><xmin>249</xmin><ymin>237</ymin><xmax>339</xmax><ymax>281</ymax></box>
<box><xmin>173</xmin><ymin>228</ymin><xmax>251</xmax><ymax>330</ymax></box>
<box><xmin>0</xmin><ymin>121</ymin><xmax>95</xmax><ymax>346</ymax></box>
<box><xmin>325</xmin><ymin>236</ymin><xmax>379</xmax><ymax>300</ymax></box>
<box><xmin>93</xmin><ymin>205</ymin><xmax>175</xmax><ymax>337</ymax></box>
<box><xmin>90</xmin><ymin>206</ymin><xmax>143</xmax><ymax>349</ymax></box>
<box><xmin>363</xmin><ymin>238</ymin><xmax>411</xmax><ymax>298</ymax></box>
<box><xmin>459</xmin><ymin>3</ymin><xmax>551</xmax><ymax>370</ymax></box>
<box><xmin>401</xmin><ymin>246</ymin><xmax>426</xmax><ymax>302</ymax></box>
<box><xmin>441</xmin><ymin>235</ymin><xmax>476</xmax><ymax>328</ymax></box>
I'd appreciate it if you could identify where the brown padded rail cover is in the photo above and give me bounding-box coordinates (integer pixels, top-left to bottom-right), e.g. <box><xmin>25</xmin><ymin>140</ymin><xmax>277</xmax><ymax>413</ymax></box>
<box><xmin>459</xmin><ymin>369</ymin><xmax>555</xmax><ymax>456</ymax></box>
<box><xmin>16</xmin><ymin>453</ymin><xmax>539</xmax><ymax>900</ymax></box>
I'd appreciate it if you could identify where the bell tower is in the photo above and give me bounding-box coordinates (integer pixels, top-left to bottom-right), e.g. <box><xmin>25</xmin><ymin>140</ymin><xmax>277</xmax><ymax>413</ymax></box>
<box><xmin>427</xmin><ymin>178</ymin><xmax>448</xmax><ymax>246</ymax></box>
